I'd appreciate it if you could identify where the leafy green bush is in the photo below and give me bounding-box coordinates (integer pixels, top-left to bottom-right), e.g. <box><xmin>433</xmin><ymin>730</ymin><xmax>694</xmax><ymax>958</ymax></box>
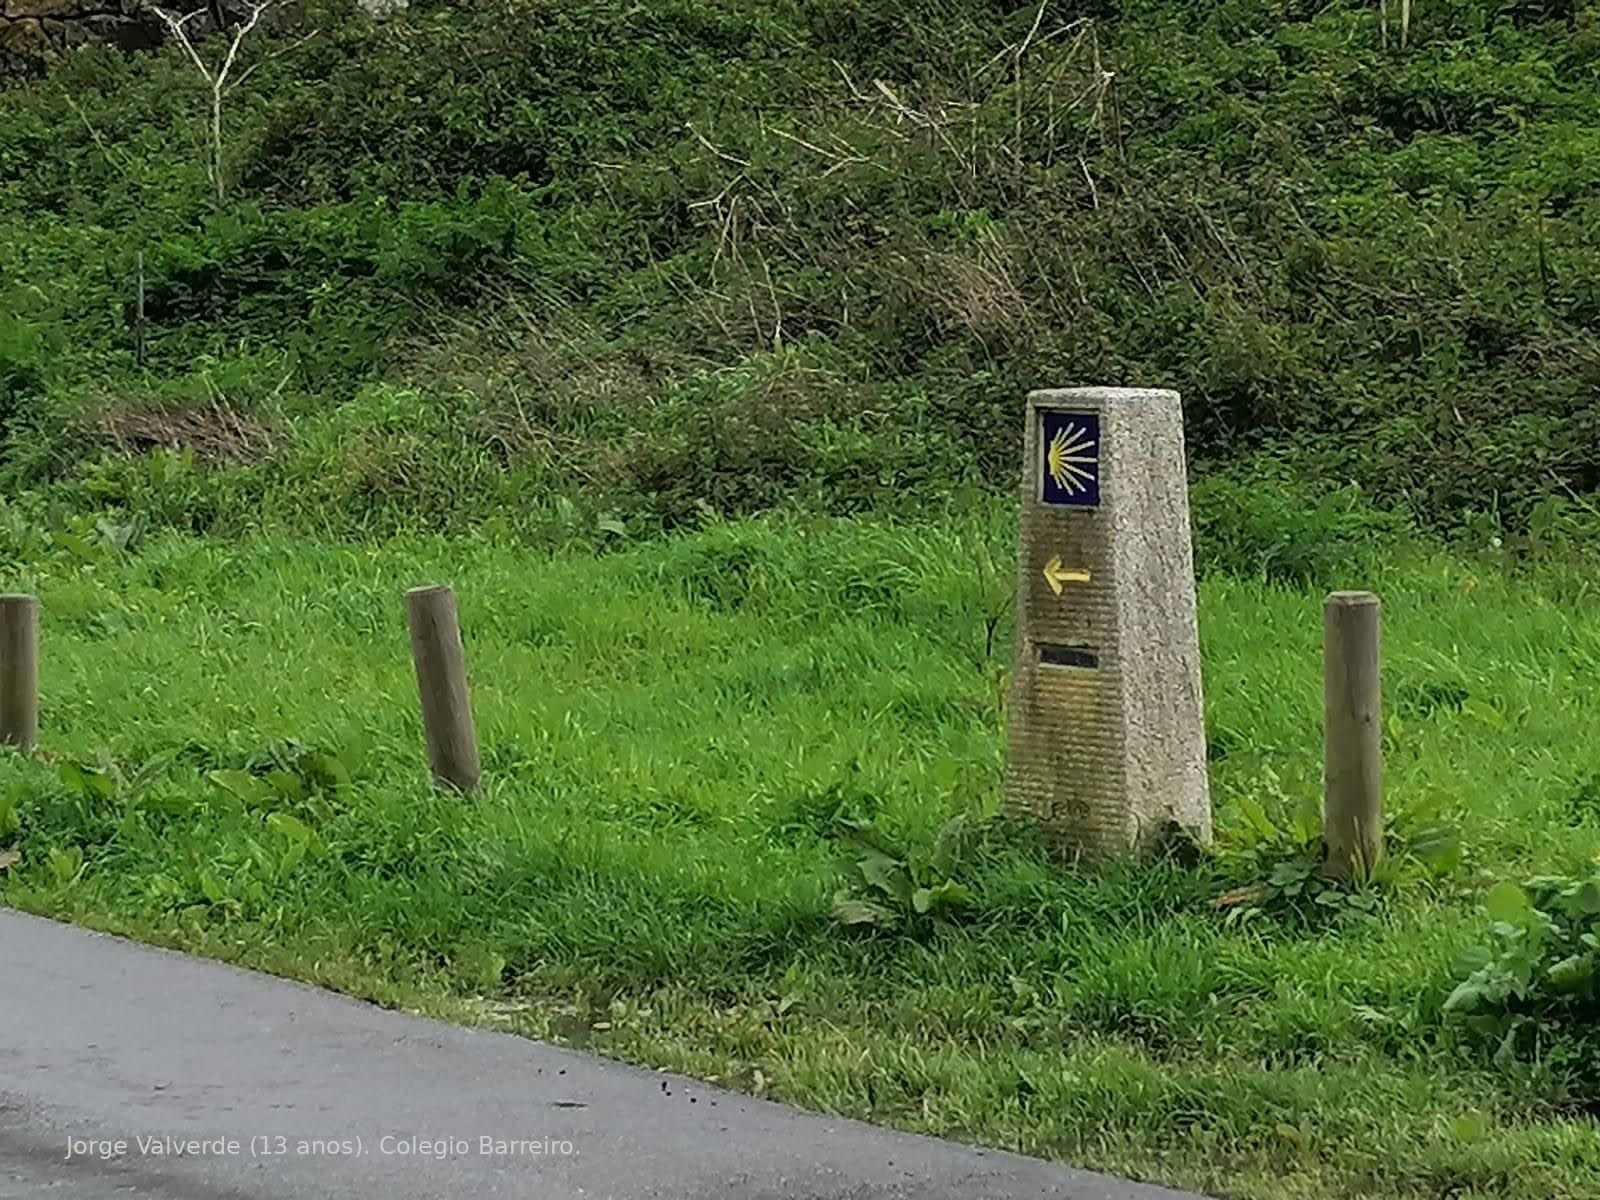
<box><xmin>1446</xmin><ymin>868</ymin><xmax>1600</xmax><ymax>1102</ymax></box>
<box><xmin>0</xmin><ymin>317</ymin><xmax>46</xmax><ymax>447</ymax></box>
<box><xmin>1214</xmin><ymin>766</ymin><xmax>1462</xmax><ymax>927</ymax></box>
<box><xmin>133</xmin><ymin>185</ymin><xmax>532</xmax><ymax>385</ymax></box>
<box><xmin>1191</xmin><ymin>469</ymin><xmax>1410</xmax><ymax>586</ymax></box>
<box><xmin>1213</xmin><ymin>775</ymin><xmax>1388</xmax><ymax>927</ymax></box>
<box><xmin>829</xmin><ymin>814</ymin><xmax>979</xmax><ymax>936</ymax></box>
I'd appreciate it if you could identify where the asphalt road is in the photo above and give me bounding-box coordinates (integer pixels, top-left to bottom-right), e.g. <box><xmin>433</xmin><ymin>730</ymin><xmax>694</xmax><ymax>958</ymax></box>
<box><xmin>1</xmin><ymin>910</ymin><xmax>1209</xmax><ymax>1200</ymax></box>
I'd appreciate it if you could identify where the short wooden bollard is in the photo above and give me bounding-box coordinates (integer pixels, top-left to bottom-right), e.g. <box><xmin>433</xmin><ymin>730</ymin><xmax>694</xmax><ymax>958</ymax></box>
<box><xmin>1323</xmin><ymin>591</ymin><xmax>1383</xmax><ymax>878</ymax></box>
<box><xmin>405</xmin><ymin>585</ymin><xmax>481</xmax><ymax>793</ymax></box>
<box><xmin>0</xmin><ymin>594</ymin><xmax>40</xmax><ymax>751</ymax></box>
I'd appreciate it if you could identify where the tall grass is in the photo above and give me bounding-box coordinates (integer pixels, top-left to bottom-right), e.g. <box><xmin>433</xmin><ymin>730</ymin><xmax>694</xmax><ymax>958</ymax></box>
<box><xmin>2</xmin><ymin>501</ymin><xmax>1598</xmax><ymax>1199</ymax></box>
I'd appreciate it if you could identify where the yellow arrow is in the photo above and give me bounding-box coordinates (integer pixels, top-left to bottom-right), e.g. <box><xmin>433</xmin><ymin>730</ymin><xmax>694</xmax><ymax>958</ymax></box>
<box><xmin>1042</xmin><ymin>556</ymin><xmax>1091</xmax><ymax>595</ymax></box>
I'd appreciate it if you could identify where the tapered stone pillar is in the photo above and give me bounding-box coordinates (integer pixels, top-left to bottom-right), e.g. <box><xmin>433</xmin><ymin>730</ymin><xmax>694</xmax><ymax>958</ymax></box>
<box><xmin>1004</xmin><ymin>387</ymin><xmax>1211</xmax><ymax>854</ymax></box>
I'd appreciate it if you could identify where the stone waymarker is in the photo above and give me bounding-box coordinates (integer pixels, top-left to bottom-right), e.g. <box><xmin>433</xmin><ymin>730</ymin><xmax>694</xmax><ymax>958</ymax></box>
<box><xmin>1004</xmin><ymin>387</ymin><xmax>1211</xmax><ymax>854</ymax></box>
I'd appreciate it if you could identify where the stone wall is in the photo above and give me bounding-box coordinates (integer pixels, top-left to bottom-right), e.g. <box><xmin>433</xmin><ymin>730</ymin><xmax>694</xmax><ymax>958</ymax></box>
<box><xmin>1</xmin><ymin>0</ymin><xmax>162</xmax><ymax>74</ymax></box>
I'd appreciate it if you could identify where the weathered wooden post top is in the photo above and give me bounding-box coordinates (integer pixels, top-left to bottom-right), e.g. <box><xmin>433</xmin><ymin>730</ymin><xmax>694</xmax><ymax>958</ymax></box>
<box><xmin>1004</xmin><ymin>387</ymin><xmax>1211</xmax><ymax>854</ymax></box>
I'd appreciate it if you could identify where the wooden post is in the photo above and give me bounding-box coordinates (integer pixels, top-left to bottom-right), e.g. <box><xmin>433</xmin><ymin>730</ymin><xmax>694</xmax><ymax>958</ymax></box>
<box><xmin>1323</xmin><ymin>591</ymin><xmax>1382</xmax><ymax>878</ymax></box>
<box><xmin>405</xmin><ymin>585</ymin><xmax>480</xmax><ymax>793</ymax></box>
<box><xmin>0</xmin><ymin>594</ymin><xmax>39</xmax><ymax>751</ymax></box>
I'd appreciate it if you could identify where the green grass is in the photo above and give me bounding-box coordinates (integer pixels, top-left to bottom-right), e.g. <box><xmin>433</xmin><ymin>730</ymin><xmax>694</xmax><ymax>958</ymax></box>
<box><xmin>3</xmin><ymin>501</ymin><xmax>1599</xmax><ymax>1199</ymax></box>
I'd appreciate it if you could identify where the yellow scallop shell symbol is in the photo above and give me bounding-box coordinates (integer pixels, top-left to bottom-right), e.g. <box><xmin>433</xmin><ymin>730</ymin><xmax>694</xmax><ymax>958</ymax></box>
<box><xmin>1047</xmin><ymin>423</ymin><xmax>1097</xmax><ymax>494</ymax></box>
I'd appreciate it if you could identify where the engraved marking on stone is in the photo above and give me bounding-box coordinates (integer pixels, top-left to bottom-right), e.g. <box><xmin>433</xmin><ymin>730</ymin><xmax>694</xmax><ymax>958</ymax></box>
<box><xmin>1042</xmin><ymin>556</ymin><xmax>1092</xmax><ymax>595</ymax></box>
<box><xmin>1038</xmin><ymin>644</ymin><xmax>1099</xmax><ymax>668</ymax></box>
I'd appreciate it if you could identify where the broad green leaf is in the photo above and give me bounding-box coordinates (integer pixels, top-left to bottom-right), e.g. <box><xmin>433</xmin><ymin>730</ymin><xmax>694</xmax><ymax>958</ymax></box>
<box><xmin>265</xmin><ymin>770</ymin><xmax>305</xmax><ymax>801</ymax></box>
<box><xmin>1291</xmin><ymin>794</ymin><xmax>1322</xmax><ymax>844</ymax></box>
<box><xmin>1546</xmin><ymin>953</ymin><xmax>1595</xmax><ymax>993</ymax></box>
<box><xmin>207</xmin><ymin>769</ymin><xmax>272</xmax><ymax>807</ymax></box>
<box><xmin>1451</xmin><ymin>945</ymin><xmax>1492</xmax><ymax>977</ymax></box>
<box><xmin>1492</xmin><ymin>1025</ymin><xmax>1521</xmax><ymax>1069</ymax></box>
<box><xmin>307</xmin><ymin>752</ymin><xmax>352</xmax><ymax>793</ymax></box>
<box><xmin>857</xmin><ymin>851</ymin><xmax>910</xmax><ymax>902</ymax></box>
<box><xmin>52</xmin><ymin>532</ymin><xmax>96</xmax><ymax>561</ymax></box>
<box><xmin>47</xmin><ymin>845</ymin><xmax>83</xmax><ymax>885</ymax></box>
<box><xmin>1408</xmin><ymin>827</ymin><xmax>1462</xmax><ymax>873</ymax></box>
<box><xmin>138</xmin><ymin>790</ymin><xmax>198</xmax><ymax>817</ymax></box>
<box><xmin>336</xmin><ymin>731</ymin><xmax>375</xmax><ymax>778</ymax></box>
<box><xmin>198</xmin><ymin>870</ymin><xmax>227</xmax><ymax>904</ymax></box>
<box><xmin>1485</xmin><ymin>881</ymin><xmax>1529</xmax><ymax>924</ymax></box>
<box><xmin>838</xmin><ymin>818</ymin><xmax>899</xmax><ymax>858</ymax></box>
<box><xmin>1572</xmin><ymin>880</ymin><xmax>1600</xmax><ymax>915</ymax></box>
<box><xmin>926</xmin><ymin>880</ymin><xmax>975</xmax><ymax>911</ymax></box>
<box><xmin>1233</xmin><ymin>795</ymin><xmax>1277</xmax><ymax>841</ymax></box>
<box><xmin>1442</xmin><ymin>979</ymin><xmax>1484</xmax><ymax>1014</ymax></box>
<box><xmin>266</xmin><ymin>812</ymin><xmax>313</xmax><ymax>844</ymax></box>
<box><xmin>1461</xmin><ymin>699</ymin><xmax>1508</xmax><ymax>731</ymax></box>
<box><xmin>930</xmin><ymin>814</ymin><xmax>969</xmax><ymax>876</ymax></box>
<box><xmin>58</xmin><ymin>763</ymin><xmax>113</xmax><ymax>800</ymax></box>
<box><xmin>830</xmin><ymin>896</ymin><xmax>897</xmax><ymax>928</ymax></box>
<box><xmin>1269</xmin><ymin>860</ymin><xmax>1310</xmax><ymax>887</ymax></box>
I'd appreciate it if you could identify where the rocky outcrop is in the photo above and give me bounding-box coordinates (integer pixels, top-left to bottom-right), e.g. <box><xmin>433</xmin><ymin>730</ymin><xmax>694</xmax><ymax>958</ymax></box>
<box><xmin>0</xmin><ymin>0</ymin><xmax>163</xmax><ymax>75</ymax></box>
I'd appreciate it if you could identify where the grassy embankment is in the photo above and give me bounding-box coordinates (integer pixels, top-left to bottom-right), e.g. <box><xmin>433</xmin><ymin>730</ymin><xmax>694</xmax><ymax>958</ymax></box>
<box><xmin>3</xmin><ymin>0</ymin><xmax>1600</xmax><ymax>535</ymax></box>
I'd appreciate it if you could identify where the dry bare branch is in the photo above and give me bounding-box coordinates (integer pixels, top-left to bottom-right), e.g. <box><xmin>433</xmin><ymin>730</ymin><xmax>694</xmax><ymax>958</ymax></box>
<box><xmin>150</xmin><ymin>0</ymin><xmax>274</xmax><ymax>205</ymax></box>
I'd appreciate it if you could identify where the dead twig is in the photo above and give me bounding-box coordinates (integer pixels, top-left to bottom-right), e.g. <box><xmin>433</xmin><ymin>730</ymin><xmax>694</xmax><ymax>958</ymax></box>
<box><xmin>149</xmin><ymin>0</ymin><xmax>274</xmax><ymax>205</ymax></box>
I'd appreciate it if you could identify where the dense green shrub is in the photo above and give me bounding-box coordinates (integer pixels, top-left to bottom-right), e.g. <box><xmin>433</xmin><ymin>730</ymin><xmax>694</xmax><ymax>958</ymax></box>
<box><xmin>0</xmin><ymin>317</ymin><xmax>46</xmax><ymax>444</ymax></box>
<box><xmin>4</xmin><ymin>0</ymin><xmax>1600</xmax><ymax>535</ymax></box>
<box><xmin>1446</xmin><ymin>868</ymin><xmax>1600</xmax><ymax>1103</ymax></box>
<box><xmin>1190</xmin><ymin>468</ymin><xmax>1409</xmax><ymax>586</ymax></box>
